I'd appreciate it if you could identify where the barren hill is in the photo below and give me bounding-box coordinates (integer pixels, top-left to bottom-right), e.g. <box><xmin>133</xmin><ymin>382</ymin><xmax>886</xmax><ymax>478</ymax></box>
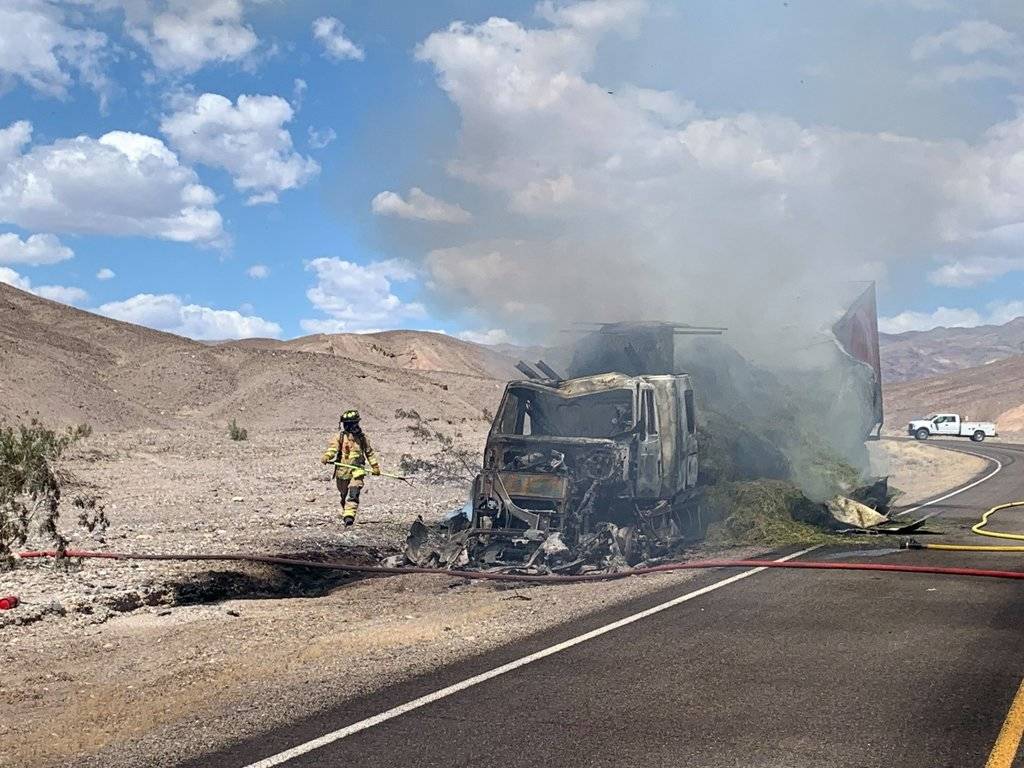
<box><xmin>225</xmin><ymin>329</ymin><xmax>520</xmax><ymax>380</ymax></box>
<box><xmin>0</xmin><ymin>283</ymin><xmax>510</xmax><ymax>432</ymax></box>
<box><xmin>884</xmin><ymin>353</ymin><xmax>1024</xmax><ymax>434</ymax></box>
<box><xmin>880</xmin><ymin>317</ymin><xmax>1024</xmax><ymax>382</ymax></box>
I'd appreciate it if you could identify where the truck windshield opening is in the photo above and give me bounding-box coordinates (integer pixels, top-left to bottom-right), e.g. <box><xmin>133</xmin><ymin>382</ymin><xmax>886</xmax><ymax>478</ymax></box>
<box><xmin>495</xmin><ymin>387</ymin><xmax>634</xmax><ymax>438</ymax></box>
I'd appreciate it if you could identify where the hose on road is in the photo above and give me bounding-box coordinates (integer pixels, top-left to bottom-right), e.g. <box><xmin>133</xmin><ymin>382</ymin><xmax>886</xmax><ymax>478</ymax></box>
<box><xmin>917</xmin><ymin>543</ymin><xmax>1024</xmax><ymax>552</ymax></box>
<box><xmin>910</xmin><ymin>500</ymin><xmax>1024</xmax><ymax>552</ymax></box>
<box><xmin>973</xmin><ymin>502</ymin><xmax>1024</xmax><ymax>542</ymax></box>
<box><xmin>17</xmin><ymin>549</ymin><xmax>1024</xmax><ymax>583</ymax></box>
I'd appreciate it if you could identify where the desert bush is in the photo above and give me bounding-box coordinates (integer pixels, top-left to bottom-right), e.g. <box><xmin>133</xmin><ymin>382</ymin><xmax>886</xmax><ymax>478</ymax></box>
<box><xmin>228</xmin><ymin>418</ymin><xmax>248</xmax><ymax>441</ymax></box>
<box><xmin>399</xmin><ymin>454</ymin><xmax>434</xmax><ymax>474</ymax></box>
<box><xmin>74</xmin><ymin>495</ymin><xmax>109</xmax><ymax>535</ymax></box>
<box><xmin>401</xmin><ymin>412</ymin><xmax>432</xmax><ymax>439</ymax></box>
<box><xmin>398</xmin><ymin>428</ymin><xmax>481</xmax><ymax>483</ymax></box>
<box><xmin>0</xmin><ymin>420</ymin><xmax>91</xmax><ymax>565</ymax></box>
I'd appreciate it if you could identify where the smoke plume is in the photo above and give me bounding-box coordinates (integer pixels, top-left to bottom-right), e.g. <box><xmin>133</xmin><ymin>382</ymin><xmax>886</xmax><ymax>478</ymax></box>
<box><xmin>396</xmin><ymin>2</ymin><xmax>1024</xmax><ymax>495</ymax></box>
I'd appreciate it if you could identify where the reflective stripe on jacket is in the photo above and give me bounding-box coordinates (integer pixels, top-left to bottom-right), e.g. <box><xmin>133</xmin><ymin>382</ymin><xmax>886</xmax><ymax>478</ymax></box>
<box><xmin>322</xmin><ymin>432</ymin><xmax>380</xmax><ymax>480</ymax></box>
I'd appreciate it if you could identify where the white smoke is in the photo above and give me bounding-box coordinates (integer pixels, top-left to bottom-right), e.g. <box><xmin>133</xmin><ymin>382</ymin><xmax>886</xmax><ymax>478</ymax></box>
<box><xmin>413</xmin><ymin>1</ymin><xmax>1024</xmax><ymax>358</ymax></box>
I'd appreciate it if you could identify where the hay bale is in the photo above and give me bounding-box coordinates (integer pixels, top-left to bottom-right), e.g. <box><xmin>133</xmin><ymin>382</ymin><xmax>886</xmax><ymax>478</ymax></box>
<box><xmin>705</xmin><ymin>480</ymin><xmax>832</xmax><ymax>547</ymax></box>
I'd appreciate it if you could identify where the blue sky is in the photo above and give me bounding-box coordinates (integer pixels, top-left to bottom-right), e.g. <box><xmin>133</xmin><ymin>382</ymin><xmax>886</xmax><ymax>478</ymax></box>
<box><xmin>2</xmin><ymin>0</ymin><xmax>1024</xmax><ymax>341</ymax></box>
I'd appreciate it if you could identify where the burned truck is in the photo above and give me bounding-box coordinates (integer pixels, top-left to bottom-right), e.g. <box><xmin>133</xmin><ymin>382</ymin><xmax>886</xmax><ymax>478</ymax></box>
<box><xmin>464</xmin><ymin>370</ymin><xmax>701</xmax><ymax>566</ymax></box>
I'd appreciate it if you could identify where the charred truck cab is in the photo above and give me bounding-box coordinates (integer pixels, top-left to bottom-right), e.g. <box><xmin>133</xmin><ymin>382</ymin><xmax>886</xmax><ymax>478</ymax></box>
<box><xmin>468</xmin><ymin>372</ymin><xmax>701</xmax><ymax>565</ymax></box>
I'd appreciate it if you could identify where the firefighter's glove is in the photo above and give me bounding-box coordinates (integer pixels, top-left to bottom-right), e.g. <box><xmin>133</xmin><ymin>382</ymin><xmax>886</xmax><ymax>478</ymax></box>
<box><xmin>371</xmin><ymin>466</ymin><xmax>382</xmax><ymax>476</ymax></box>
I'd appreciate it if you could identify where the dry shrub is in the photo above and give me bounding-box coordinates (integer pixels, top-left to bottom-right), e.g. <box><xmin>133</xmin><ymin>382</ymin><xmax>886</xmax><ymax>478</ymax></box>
<box><xmin>0</xmin><ymin>420</ymin><xmax>91</xmax><ymax>566</ymax></box>
<box><xmin>228</xmin><ymin>418</ymin><xmax>248</xmax><ymax>441</ymax></box>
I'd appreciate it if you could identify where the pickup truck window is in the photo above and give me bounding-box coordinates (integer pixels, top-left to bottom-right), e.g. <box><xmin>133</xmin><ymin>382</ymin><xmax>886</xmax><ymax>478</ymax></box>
<box><xmin>496</xmin><ymin>387</ymin><xmax>634</xmax><ymax>438</ymax></box>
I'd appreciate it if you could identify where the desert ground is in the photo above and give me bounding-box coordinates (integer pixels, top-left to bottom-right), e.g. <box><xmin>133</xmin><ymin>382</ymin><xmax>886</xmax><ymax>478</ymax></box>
<box><xmin>0</xmin><ymin>430</ymin><xmax>987</xmax><ymax>768</ymax></box>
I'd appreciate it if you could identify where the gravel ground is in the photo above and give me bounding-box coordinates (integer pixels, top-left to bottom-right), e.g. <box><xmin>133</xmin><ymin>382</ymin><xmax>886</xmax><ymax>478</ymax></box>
<box><xmin>0</xmin><ymin>433</ymin><xmax>986</xmax><ymax>768</ymax></box>
<box><xmin>868</xmin><ymin>438</ymin><xmax>989</xmax><ymax>505</ymax></box>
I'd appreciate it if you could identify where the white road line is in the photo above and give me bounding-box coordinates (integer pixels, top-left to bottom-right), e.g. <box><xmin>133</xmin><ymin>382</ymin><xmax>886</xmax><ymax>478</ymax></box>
<box><xmin>241</xmin><ymin>544</ymin><xmax>822</xmax><ymax>768</ymax></box>
<box><xmin>891</xmin><ymin>443</ymin><xmax>1003</xmax><ymax>519</ymax></box>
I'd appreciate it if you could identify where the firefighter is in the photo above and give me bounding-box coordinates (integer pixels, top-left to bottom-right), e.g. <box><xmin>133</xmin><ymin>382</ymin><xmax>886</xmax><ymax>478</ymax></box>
<box><xmin>321</xmin><ymin>409</ymin><xmax>381</xmax><ymax>526</ymax></box>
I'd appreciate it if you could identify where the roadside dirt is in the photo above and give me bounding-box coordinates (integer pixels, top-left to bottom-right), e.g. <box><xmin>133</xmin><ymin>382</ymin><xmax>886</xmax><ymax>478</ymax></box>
<box><xmin>0</xmin><ymin>432</ymin><xmax>989</xmax><ymax>768</ymax></box>
<box><xmin>868</xmin><ymin>438</ymin><xmax>989</xmax><ymax>506</ymax></box>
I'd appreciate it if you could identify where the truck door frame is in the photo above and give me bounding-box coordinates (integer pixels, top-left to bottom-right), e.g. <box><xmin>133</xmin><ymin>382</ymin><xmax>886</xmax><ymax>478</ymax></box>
<box><xmin>636</xmin><ymin>384</ymin><xmax>661</xmax><ymax>498</ymax></box>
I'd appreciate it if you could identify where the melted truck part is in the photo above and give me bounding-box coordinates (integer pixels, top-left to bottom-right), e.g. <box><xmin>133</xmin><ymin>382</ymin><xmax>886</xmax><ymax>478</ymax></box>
<box><xmin>465</xmin><ymin>371</ymin><xmax>701</xmax><ymax>567</ymax></box>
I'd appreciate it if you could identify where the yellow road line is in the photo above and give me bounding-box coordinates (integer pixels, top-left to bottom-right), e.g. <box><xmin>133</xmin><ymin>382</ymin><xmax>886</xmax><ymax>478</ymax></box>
<box><xmin>986</xmin><ymin>677</ymin><xmax>1024</xmax><ymax>768</ymax></box>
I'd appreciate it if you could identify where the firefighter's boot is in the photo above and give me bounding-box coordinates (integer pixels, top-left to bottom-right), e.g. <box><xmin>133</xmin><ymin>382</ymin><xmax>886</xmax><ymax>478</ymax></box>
<box><xmin>342</xmin><ymin>498</ymin><xmax>358</xmax><ymax>526</ymax></box>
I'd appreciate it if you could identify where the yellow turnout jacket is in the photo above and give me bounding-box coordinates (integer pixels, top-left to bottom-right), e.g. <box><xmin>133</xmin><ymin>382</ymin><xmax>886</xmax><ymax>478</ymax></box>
<box><xmin>322</xmin><ymin>432</ymin><xmax>380</xmax><ymax>480</ymax></box>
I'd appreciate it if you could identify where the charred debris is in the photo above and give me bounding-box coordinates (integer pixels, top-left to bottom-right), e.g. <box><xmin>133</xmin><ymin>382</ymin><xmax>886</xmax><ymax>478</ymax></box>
<box><xmin>396</xmin><ymin>288</ymin><xmax>903</xmax><ymax>575</ymax></box>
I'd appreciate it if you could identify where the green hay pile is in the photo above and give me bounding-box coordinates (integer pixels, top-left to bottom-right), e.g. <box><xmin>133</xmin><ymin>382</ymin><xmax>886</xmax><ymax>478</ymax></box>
<box><xmin>697</xmin><ymin>412</ymin><xmax>789</xmax><ymax>485</ymax></box>
<box><xmin>705</xmin><ymin>480</ymin><xmax>839</xmax><ymax>547</ymax></box>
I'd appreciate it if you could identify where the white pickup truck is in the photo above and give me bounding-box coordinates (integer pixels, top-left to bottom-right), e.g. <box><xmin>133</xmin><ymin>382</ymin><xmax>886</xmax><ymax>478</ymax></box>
<box><xmin>908</xmin><ymin>413</ymin><xmax>998</xmax><ymax>442</ymax></box>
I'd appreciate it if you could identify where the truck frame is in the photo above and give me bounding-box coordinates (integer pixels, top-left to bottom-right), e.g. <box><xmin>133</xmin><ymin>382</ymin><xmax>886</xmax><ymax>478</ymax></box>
<box><xmin>466</xmin><ymin>371</ymin><xmax>701</xmax><ymax>565</ymax></box>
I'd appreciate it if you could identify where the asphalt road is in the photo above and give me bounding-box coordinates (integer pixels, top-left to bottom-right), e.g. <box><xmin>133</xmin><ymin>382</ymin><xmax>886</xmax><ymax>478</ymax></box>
<box><xmin>187</xmin><ymin>439</ymin><xmax>1024</xmax><ymax>768</ymax></box>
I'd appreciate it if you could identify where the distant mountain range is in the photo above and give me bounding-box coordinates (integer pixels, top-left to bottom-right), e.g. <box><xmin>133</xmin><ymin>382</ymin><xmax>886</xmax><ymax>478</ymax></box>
<box><xmin>880</xmin><ymin>317</ymin><xmax>1024</xmax><ymax>383</ymax></box>
<box><xmin>0</xmin><ymin>282</ymin><xmax>508</xmax><ymax>432</ymax></box>
<box><xmin>879</xmin><ymin>315</ymin><xmax>1024</xmax><ymax>433</ymax></box>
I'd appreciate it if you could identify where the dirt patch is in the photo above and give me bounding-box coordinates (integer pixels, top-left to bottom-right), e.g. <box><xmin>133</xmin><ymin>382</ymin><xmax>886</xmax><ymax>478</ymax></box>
<box><xmin>868</xmin><ymin>438</ymin><xmax>989</xmax><ymax>506</ymax></box>
<box><xmin>162</xmin><ymin>546</ymin><xmax>393</xmax><ymax>607</ymax></box>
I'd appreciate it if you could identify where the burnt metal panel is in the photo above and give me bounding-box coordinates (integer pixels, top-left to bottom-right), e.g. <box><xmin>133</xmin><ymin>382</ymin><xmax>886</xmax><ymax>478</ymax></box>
<box><xmin>498</xmin><ymin>472</ymin><xmax>569</xmax><ymax>499</ymax></box>
<box><xmin>832</xmin><ymin>282</ymin><xmax>883</xmax><ymax>436</ymax></box>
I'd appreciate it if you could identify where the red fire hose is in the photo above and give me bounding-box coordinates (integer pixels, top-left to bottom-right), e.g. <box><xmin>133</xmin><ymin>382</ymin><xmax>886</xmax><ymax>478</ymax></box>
<box><xmin>17</xmin><ymin>549</ymin><xmax>1024</xmax><ymax>583</ymax></box>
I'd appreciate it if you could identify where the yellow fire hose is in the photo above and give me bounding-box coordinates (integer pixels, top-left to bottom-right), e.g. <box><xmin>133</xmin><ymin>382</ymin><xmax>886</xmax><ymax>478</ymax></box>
<box><xmin>910</xmin><ymin>501</ymin><xmax>1024</xmax><ymax>552</ymax></box>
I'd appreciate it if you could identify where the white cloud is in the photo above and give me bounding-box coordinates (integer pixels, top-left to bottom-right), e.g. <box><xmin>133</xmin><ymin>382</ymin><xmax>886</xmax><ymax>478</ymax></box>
<box><xmin>0</xmin><ymin>0</ymin><xmax>110</xmax><ymax>102</ymax></box>
<box><xmin>246</xmin><ymin>264</ymin><xmax>269</xmax><ymax>279</ymax></box>
<box><xmin>536</xmin><ymin>0</ymin><xmax>648</xmax><ymax>34</ymax></box>
<box><xmin>457</xmin><ymin>328</ymin><xmax>515</xmax><ymax>345</ymax></box>
<box><xmin>371</xmin><ymin>188</ymin><xmax>471</xmax><ymax>223</ymax></box>
<box><xmin>301</xmin><ymin>257</ymin><xmax>426</xmax><ymax>333</ymax></box>
<box><xmin>312</xmin><ymin>16</ymin><xmax>364</xmax><ymax>61</ymax></box>
<box><xmin>0</xmin><ymin>121</ymin><xmax>223</xmax><ymax>243</ymax></box>
<box><xmin>0</xmin><ymin>267</ymin><xmax>32</xmax><ymax>292</ymax></box>
<box><xmin>307</xmin><ymin>126</ymin><xmax>337</xmax><ymax>150</ymax></box>
<box><xmin>96</xmin><ymin>267</ymin><xmax>115</xmax><ymax>280</ymax></box>
<box><xmin>161</xmin><ymin>92</ymin><xmax>319</xmax><ymax>205</ymax></box>
<box><xmin>36</xmin><ymin>284</ymin><xmax>90</xmax><ymax>305</ymax></box>
<box><xmin>108</xmin><ymin>0</ymin><xmax>259</xmax><ymax>74</ymax></box>
<box><xmin>911</xmin><ymin>20</ymin><xmax>1017</xmax><ymax>61</ymax></box>
<box><xmin>910</xmin><ymin>20</ymin><xmax>1021</xmax><ymax>87</ymax></box>
<box><xmin>880</xmin><ymin>301</ymin><xmax>1024</xmax><ymax>333</ymax></box>
<box><xmin>913</xmin><ymin>60</ymin><xmax>1019</xmax><ymax>87</ymax></box>
<box><xmin>0</xmin><ymin>120</ymin><xmax>33</xmax><ymax>164</ymax></box>
<box><xmin>412</xmin><ymin>3</ymin><xmax>1024</xmax><ymax>341</ymax></box>
<box><xmin>616</xmin><ymin>85</ymin><xmax>699</xmax><ymax>126</ymax></box>
<box><xmin>927</xmin><ymin>255</ymin><xmax>1024</xmax><ymax>287</ymax></box>
<box><xmin>292</xmin><ymin>77</ymin><xmax>307</xmax><ymax>109</ymax></box>
<box><xmin>0</xmin><ymin>266</ymin><xmax>87</xmax><ymax>306</ymax></box>
<box><xmin>96</xmin><ymin>293</ymin><xmax>281</xmax><ymax>339</ymax></box>
<box><xmin>0</xmin><ymin>233</ymin><xmax>73</xmax><ymax>265</ymax></box>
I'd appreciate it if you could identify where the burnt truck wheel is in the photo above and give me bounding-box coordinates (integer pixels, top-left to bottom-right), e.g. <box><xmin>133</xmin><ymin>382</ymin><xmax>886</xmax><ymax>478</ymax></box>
<box><xmin>915</xmin><ymin>428</ymin><xmax>930</xmax><ymax>440</ymax></box>
<box><xmin>972</xmin><ymin>430</ymin><xmax>986</xmax><ymax>442</ymax></box>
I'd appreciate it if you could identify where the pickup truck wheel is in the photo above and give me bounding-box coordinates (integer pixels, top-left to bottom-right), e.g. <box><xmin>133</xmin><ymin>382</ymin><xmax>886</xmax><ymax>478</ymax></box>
<box><xmin>915</xmin><ymin>428</ymin><xmax>930</xmax><ymax>440</ymax></box>
<box><xmin>971</xmin><ymin>430</ymin><xmax>986</xmax><ymax>442</ymax></box>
